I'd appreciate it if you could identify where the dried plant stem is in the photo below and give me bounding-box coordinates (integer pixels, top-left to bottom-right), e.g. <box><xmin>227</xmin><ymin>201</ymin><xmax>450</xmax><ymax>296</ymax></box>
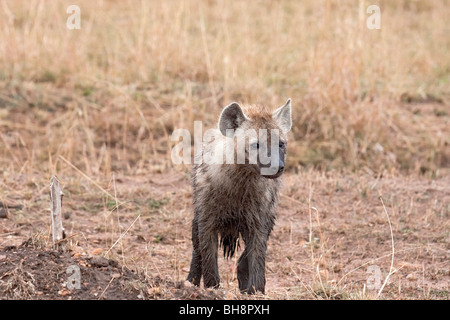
<box><xmin>105</xmin><ymin>214</ymin><xmax>141</xmax><ymax>256</ymax></box>
<box><xmin>59</xmin><ymin>155</ymin><xmax>123</xmax><ymax>205</ymax></box>
<box><xmin>377</xmin><ymin>196</ymin><xmax>395</xmax><ymax>298</ymax></box>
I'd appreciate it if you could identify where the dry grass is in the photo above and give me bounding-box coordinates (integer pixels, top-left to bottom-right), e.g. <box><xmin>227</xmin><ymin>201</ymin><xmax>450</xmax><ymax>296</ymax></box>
<box><xmin>0</xmin><ymin>263</ymin><xmax>37</xmax><ymax>299</ymax></box>
<box><xmin>0</xmin><ymin>0</ymin><xmax>449</xmax><ymax>178</ymax></box>
<box><xmin>0</xmin><ymin>0</ymin><xmax>449</xmax><ymax>300</ymax></box>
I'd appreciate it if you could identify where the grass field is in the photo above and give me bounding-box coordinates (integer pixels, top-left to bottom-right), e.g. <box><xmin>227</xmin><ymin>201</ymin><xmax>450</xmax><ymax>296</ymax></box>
<box><xmin>0</xmin><ymin>0</ymin><xmax>449</xmax><ymax>299</ymax></box>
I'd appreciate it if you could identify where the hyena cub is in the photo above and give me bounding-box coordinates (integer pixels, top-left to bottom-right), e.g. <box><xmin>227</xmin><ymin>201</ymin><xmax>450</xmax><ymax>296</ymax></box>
<box><xmin>187</xmin><ymin>99</ymin><xmax>292</xmax><ymax>294</ymax></box>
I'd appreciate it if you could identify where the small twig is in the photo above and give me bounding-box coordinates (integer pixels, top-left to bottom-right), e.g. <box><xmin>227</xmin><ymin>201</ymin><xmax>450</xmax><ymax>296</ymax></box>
<box><xmin>337</xmin><ymin>247</ymin><xmax>415</xmax><ymax>286</ymax></box>
<box><xmin>53</xmin><ymin>232</ymin><xmax>82</xmax><ymax>245</ymax></box>
<box><xmin>307</xmin><ymin>183</ymin><xmax>314</xmax><ymax>245</ymax></box>
<box><xmin>281</xmin><ymin>193</ymin><xmax>309</xmax><ymax>210</ymax></box>
<box><xmin>59</xmin><ymin>155</ymin><xmax>124</xmax><ymax>205</ymax></box>
<box><xmin>377</xmin><ymin>196</ymin><xmax>395</xmax><ymax>298</ymax></box>
<box><xmin>307</xmin><ymin>183</ymin><xmax>329</xmax><ymax>299</ymax></box>
<box><xmin>98</xmin><ymin>276</ymin><xmax>115</xmax><ymax>300</ymax></box>
<box><xmin>0</xmin><ymin>201</ymin><xmax>23</xmax><ymax>210</ymax></box>
<box><xmin>105</xmin><ymin>214</ymin><xmax>141</xmax><ymax>256</ymax></box>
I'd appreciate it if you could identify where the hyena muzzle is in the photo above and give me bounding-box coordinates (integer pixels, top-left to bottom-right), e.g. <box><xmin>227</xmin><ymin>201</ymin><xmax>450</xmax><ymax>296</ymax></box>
<box><xmin>187</xmin><ymin>99</ymin><xmax>292</xmax><ymax>294</ymax></box>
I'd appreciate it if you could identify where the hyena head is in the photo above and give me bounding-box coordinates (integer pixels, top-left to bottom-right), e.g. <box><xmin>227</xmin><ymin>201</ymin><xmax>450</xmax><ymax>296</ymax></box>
<box><xmin>218</xmin><ymin>98</ymin><xmax>292</xmax><ymax>179</ymax></box>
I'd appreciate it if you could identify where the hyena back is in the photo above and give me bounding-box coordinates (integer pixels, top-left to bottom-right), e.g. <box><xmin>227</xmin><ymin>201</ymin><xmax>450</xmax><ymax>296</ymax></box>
<box><xmin>187</xmin><ymin>99</ymin><xmax>292</xmax><ymax>294</ymax></box>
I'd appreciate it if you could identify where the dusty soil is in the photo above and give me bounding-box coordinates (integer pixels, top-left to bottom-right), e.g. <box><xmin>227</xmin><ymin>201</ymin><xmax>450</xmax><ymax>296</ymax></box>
<box><xmin>0</xmin><ymin>240</ymin><xmax>226</xmax><ymax>300</ymax></box>
<box><xmin>0</xmin><ymin>171</ymin><xmax>448</xmax><ymax>300</ymax></box>
<box><xmin>0</xmin><ymin>243</ymin><xmax>143</xmax><ymax>300</ymax></box>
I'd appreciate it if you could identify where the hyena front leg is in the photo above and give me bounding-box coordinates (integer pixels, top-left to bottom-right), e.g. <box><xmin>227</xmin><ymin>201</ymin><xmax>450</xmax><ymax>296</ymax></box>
<box><xmin>187</xmin><ymin>216</ymin><xmax>202</xmax><ymax>286</ymax></box>
<box><xmin>198</xmin><ymin>223</ymin><xmax>220</xmax><ymax>288</ymax></box>
<box><xmin>243</xmin><ymin>234</ymin><xmax>268</xmax><ymax>294</ymax></box>
<box><xmin>237</xmin><ymin>248</ymin><xmax>249</xmax><ymax>292</ymax></box>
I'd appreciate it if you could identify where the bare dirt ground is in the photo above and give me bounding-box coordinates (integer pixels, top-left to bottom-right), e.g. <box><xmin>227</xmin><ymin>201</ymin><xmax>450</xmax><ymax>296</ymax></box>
<box><xmin>1</xmin><ymin>170</ymin><xmax>448</xmax><ymax>300</ymax></box>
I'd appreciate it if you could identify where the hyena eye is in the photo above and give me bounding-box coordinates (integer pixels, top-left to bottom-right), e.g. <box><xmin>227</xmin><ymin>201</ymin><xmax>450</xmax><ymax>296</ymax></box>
<box><xmin>250</xmin><ymin>142</ymin><xmax>259</xmax><ymax>150</ymax></box>
<box><xmin>279</xmin><ymin>141</ymin><xmax>286</xmax><ymax>148</ymax></box>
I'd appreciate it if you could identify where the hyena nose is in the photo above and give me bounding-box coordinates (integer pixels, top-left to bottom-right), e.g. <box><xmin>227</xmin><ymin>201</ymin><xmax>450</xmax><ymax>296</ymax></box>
<box><xmin>278</xmin><ymin>159</ymin><xmax>285</xmax><ymax>173</ymax></box>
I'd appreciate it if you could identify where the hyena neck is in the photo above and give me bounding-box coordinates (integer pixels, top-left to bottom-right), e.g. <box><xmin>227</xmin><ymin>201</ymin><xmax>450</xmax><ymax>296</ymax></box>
<box><xmin>207</xmin><ymin>163</ymin><xmax>281</xmax><ymax>192</ymax></box>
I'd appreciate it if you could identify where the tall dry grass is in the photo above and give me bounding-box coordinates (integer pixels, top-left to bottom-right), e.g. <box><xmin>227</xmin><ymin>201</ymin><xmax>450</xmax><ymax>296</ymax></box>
<box><xmin>0</xmin><ymin>0</ymin><xmax>449</xmax><ymax>183</ymax></box>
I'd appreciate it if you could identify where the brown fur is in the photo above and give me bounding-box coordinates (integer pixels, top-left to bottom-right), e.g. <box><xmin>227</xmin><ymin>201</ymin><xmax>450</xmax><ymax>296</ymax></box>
<box><xmin>187</xmin><ymin>101</ymin><xmax>291</xmax><ymax>294</ymax></box>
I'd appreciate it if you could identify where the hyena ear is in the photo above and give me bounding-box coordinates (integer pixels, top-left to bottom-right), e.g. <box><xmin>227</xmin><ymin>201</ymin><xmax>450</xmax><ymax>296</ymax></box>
<box><xmin>273</xmin><ymin>98</ymin><xmax>292</xmax><ymax>133</ymax></box>
<box><xmin>218</xmin><ymin>102</ymin><xmax>247</xmax><ymax>136</ymax></box>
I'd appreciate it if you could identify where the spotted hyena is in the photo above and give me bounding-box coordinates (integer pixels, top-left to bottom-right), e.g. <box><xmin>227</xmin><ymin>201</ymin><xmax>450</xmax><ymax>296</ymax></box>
<box><xmin>187</xmin><ymin>99</ymin><xmax>292</xmax><ymax>294</ymax></box>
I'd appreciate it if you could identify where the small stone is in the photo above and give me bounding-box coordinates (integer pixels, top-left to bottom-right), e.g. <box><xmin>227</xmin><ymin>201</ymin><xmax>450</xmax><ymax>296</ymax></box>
<box><xmin>0</xmin><ymin>208</ymin><xmax>7</xmax><ymax>219</ymax></box>
<box><xmin>89</xmin><ymin>256</ymin><xmax>110</xmax><ymax>267</ymax></box>
<box><xmin>58</xmin><ymin>289</ymin><xmax>71</xmax><ymax>296</ymax></box>
<box><xmin>91</xmin><ymin>248</ymin><xmax>103</xmax><ymax>256</ymax></box>
<box><xmin>64</xmin><ymin>211</ymin><xmax>72</xmax><ymax>220</ymax></box>
<box><xmin>406</xmin><ymin>273</ymin><xmax>417</xmax><ymax>281</ymax></box>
